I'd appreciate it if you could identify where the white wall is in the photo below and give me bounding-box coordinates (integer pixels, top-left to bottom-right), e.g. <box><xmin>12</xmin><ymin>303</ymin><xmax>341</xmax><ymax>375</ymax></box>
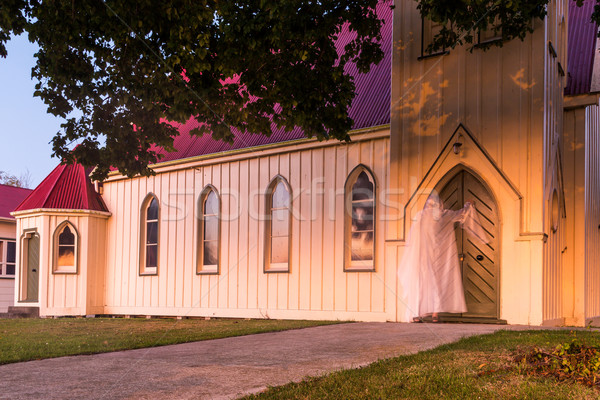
<box><xmin>585</xmin><ymin>102</ymin><xmax>600</xmax><ymax>322</ymax></box>
<box><xmin>0</xmin><ymin>220</ymin><xmax>16</xmax><ymax>313</ymax></box>
<box><xmin>102</xmin><ymin>131</ymin><xmax>395</xmax><ymax>321</ymax></box>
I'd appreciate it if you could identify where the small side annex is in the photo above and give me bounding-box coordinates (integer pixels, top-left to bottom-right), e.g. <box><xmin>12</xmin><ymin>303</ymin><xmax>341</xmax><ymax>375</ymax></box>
<box><xmin>11</xmin><ymin>163</ymin><xmax>110</xmax><ymax>316</ymax></box>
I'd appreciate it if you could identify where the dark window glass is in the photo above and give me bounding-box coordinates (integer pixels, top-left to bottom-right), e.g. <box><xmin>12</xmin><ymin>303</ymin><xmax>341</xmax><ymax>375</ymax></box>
<box><xmin>147</xmin><ymin>198</ymin><xmax>159</xmax><ymax>220</ymax></box>
<box><xmin>269</xmin><ymin>180</ymin><xmax>290</xmax><ymax>267</ymax></box>
<box><xmin>6</xmin><ymin>241</ymin><xmax>15</xmax><ymax>263</ymax></box>
<box><xmin>2</xmin><ymin>241</ymin><xmax>15</xmax><ymax>276</ymax></box>
<box><xmin>203</xmin><ymin>241</ymin><xmax>218</xmax><ymax>265</ymax></box>
<box><xmin>57</xmin><ymin>225</ymin><xmax>76</xmax><ymax>267</ymax></box>
<box><xmin>146</xmin><ymin>245</ymin><xmax>158</xmax><ymax>268</ymax></box>
<box><xmin>205</xmin><ymin>191</ymin><xmax>218</xmax><ymax>215</ymax></box>
<box><xmin>352</xmin><ymin>172</ymin><xmax>374</xmax><ymax>201</ymax></box>
<box><xmin>204</xmin><ymin>215</ymin><xmax>219</xmax><ymax>241</ymax></box>
<box><xmin>201</xmin><ymin>189</ymin><xmax>220</xmax><ymax>268</ymax></box>
<box><xmin>143</xmin><ymin>196</ymin><xmax>159</xmax><ymax>272</ymax></box>
<box><xmin>147</xmin><ymin>221</ymin><xmax>158</xmax><ymax>245</ymax></box>
<box><xmin>59</xmin><ymin>226</ymin><xmax>75</xmax><ymax>245</ymax></box>
<box><xmin>350</xmin><ymin>170</ymin><xmax>375</xmax><ymax>262</ymax></box>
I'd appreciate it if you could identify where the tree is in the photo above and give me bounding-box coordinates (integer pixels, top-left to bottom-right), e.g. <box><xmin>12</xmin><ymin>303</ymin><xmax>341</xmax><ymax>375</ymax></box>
<box><xmin>0</xmin><ymin>170</ymin><xmax>32</xmax><ymax>188</ymax></box>
<box><xmin>0</xmin><ymin>1</ymin><xmax>586</xmax><ymax>181</ymax></box>
<box><xmin>0</xmin><ymin>0</ymin><xmax>386</xmax><ymax>180</ymax></box>
<box><xmin>417</xmin><ymin>1</ymin><xmax>550</xmax><ymax>52</ymax></box>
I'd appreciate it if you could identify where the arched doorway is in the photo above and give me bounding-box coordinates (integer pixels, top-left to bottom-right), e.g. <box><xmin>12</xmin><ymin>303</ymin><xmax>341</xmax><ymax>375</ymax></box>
<box><xmin>20</xmin><ymin>231</ymin><xmax>39</xmax><ymax>302</ymax></box>
<box><xmin>434</xmin><ymin>168</ymin><xmax>500</xmax><ymax>321</ymax></box>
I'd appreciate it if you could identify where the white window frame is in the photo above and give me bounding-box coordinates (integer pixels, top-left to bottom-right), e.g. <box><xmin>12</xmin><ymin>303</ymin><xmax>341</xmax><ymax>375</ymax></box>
<box><xmin>197</xmin><ymin>185</ymin><xmax>221</xmax><ymax>275</ymax></box>
<box><xmin>0</xmin><ymin>238</ymin><xmax>16</xmax><ymax>278</ymax></box>
<box><xmin>140</xmin><ymin>193</ymin><xmax>160</xmax><ymax>276</ymax></box>
<box><xmin>52</xmin><ymin>221</ymin><xmax>79</xmax><ymax>274</ymax></box>
<box><xmin>344</xmin><ymin>165</ymin><xmax>376</xmax><ymax>272</ymax></box>
<box><xmin>264</xmin><ymin>175</ymin><xmax>292</xmax><ymax>273</ymax></box>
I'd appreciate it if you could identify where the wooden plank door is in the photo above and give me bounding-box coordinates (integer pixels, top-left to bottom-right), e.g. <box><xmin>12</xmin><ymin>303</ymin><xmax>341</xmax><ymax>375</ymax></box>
<box><xmin>438</xmin><ymin>170</ymin><xmax>499</xmax><ymax>319</ymax></box>
<box><xmin>26</xmin><ymin>235</ymin><xmax>39</xmax><ymax>302</ymax></box>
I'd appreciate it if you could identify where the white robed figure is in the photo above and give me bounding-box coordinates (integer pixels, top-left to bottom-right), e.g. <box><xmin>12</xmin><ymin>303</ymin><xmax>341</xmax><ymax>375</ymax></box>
<box><xmin>399</xmin><ymin>192</ymin><xmax>488</xmax><ymax>321</ymax></box>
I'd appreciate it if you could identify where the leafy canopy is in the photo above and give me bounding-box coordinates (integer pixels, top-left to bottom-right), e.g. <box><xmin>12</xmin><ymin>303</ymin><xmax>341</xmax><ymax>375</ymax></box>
<box><xmin>0</xmin><ymin>1</ymin><xmax>592</xmax><ymax>180</ymax></box>
<box><xmin>418</xmin><ymin>1</ymin><xmax>550</xmax><ymax>52</ymax></box>
<box><xmin>1</xmin><ymin>0</ymin><xmax>385</xmax><ymax>180</ymax></box>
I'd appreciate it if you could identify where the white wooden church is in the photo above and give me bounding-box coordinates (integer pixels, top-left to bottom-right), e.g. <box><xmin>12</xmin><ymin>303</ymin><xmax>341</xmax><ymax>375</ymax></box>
<box><xmin>10</xmin><ymin>0</ymin><xmax>600</xmax><ymax>326</ymax></box>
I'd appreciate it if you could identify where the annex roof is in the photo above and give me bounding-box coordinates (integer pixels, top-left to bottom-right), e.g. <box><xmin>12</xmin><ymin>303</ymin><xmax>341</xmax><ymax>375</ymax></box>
<box><xmin>0</xmin><ymin>184</ymin><xmax>32</xmax><ymax>219</ymax></box>
<box><xmin>14</xmin><ymin>162</ymin><xmax>108</xmax><ymax>213</ymax></box>
<box><xmin>152</xmin><ymin>2</ymin><xmax>393</xmax><ymax>165</ymax></box>
<box><xmin>566</xmin><ymin>0</ymin><xmax>598</xmax><ymax>96</ymax></box>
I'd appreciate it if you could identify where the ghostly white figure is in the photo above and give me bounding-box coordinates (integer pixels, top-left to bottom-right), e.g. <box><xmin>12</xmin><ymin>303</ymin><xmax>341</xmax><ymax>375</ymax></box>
<box><xmin>398</xmin><ymin>192</ymin><xmax>488</xmax><ymax>321</ymax></box>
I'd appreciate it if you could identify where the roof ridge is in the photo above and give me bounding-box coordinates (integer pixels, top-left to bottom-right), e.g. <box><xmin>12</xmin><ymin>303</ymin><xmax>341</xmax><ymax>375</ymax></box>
<box><xmin>79</xmin><ymin>165</ymin><xmax>90</xmax><ymax>209</ymax></box>
<box><xmin>40</xmin><ymin>164</ymin><xmax>66</xmax><ymax>210</ymax></box>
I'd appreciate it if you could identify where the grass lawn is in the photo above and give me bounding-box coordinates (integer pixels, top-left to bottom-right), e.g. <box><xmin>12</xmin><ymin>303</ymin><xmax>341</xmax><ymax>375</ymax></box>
<box><xmin>243</xmin><ymin>329</ymin><xmax>600</xmax><ymax>399</ymax></box>
<box><xmin>0</xmin><ymin>317</ymin><xmax>340</xmax><ymax>365</ymax></box>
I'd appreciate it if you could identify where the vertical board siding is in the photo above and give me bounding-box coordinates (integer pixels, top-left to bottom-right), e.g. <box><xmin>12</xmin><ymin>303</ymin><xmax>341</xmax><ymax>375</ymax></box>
<box><xmin>388</xmin><ymin>0</ymin><xmax>569</xmax><ymax>324</ymax></box>
<box><xmin>0</xmin><ymin>278</ymin><xmax>15</xmax><ymax>313</ymax></box>
<box><xmin>543</xmin><ymin>198</ymin><xmax>565</xmax><ymax>322</ymax></box>
<box><xmin>585</xmin><ymin>103</ymin><xmax>600</xmax><ymax>319</ymax></box>
<box><xmin>542</xmin><ymin>0</ymin><xmax>567</xmax><ymax>324</ymax></box>
<box><xmin>390</xmin><ymin>0</ymin><xmax>549</xmax><ymax>239</ymax></box>
<box><xmin>102</xmin><ymin>135</ymin><xmax>391</xmax><ymax>320</ymax></box>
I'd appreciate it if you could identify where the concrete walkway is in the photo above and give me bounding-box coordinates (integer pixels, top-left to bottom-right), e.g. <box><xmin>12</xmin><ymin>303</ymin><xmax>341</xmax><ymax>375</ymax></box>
<box><xmin>0</xmin><ymin>322</ymin><xmax>538</xmax><ymax>399</ymax></box>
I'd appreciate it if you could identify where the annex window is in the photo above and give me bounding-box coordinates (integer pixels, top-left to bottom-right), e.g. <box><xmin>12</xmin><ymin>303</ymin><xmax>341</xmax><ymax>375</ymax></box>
<box><xmin>53</xmin><ymin>221</ymin><xmax>78</xmax><ymax>274</ymax></box>
<box><xmin>265</xmin><ymin>176</ymin><xmax>292</xmax><ymax>273</ymax></box>
<box><xmin>421</xmin><ymin>18</ymin><xmax>447</xmax><ymax>57</ymax></box>
<box><xmin>197</xmin><ymin>186</ymin><xmax>220</xmax><ymax>274</ymax></box>
<box><xmin>0</xmin><ymin>239</ymin><xmax>16</xmax><ymax>278</ymax></box>
<box><xmin>478</xmin><ymin>16</ymin><xmax>502</xmax><ymax>44</ymax></box>
<box><xmin>345</xmin><ymin>166</ymin><xmax>376</xmax><ymax>272</ymax></box>
<box><xmin>140</xmin><ymin>194</ymin><xmax>159</xmax><ymax>275</ymax></box>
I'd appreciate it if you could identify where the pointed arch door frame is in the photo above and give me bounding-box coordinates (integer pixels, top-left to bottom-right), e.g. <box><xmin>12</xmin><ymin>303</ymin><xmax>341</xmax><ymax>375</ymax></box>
<box><xmin>433</xmin><ymin>165</ymin><xmax>501</xmax><ymax>321</ymax></box>
<box><xmin>398</xmin><ymin>124</ymin><xmax>539</xmax><ymax>324</ymax></box>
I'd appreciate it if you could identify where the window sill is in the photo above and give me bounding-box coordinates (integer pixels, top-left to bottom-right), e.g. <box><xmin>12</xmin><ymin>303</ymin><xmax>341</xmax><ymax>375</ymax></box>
<box><xmin>139</xmin><ymin>270</ymin><xmax>158</xmax><ymax>276</ymax></box>
<box><xmin>474</xmin><ymin>38</ymin><xmax>503</xmax><ymax>49</ymax></box>
<box><xmin>344</xmin><ymin>267</ymin><xmax>376</xmax><ymax>273</ymax></box>
<box><xmin>344</xmin><ymin>260</ymin><xmax>375</xmax><ymax>272</ymax></box>
<box><xmin>53</xmin><ymin>268</ymin><xmax>78</xmax><ymax>275</ymax></box>
<box><xmin>418</xmin><ymin>50</ymin><xmax>449</xmax><ymax>61</ymax></box>
<box><xmin>0</xmin><ymin>276</ymin><xmax>15</xmax><ymax>279</ymax></box>
<box><xmin>264</xmin><ymin>263</ymin><xmax>290</xmax><ymax>273</ymax></box>
<box><xmin>197</xmin><ymin>269</ymin><xmax>219</xmax><ymax>275</ymax></box>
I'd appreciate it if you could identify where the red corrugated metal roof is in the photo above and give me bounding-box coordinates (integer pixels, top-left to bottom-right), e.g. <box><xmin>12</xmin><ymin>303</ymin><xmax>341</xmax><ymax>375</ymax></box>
<box><xmin>152</xmin><ymin>2</ymin><xmax>393</xmax><ymax>164</ymax></box>
<box><xmin>566</xmin><ymin>0</ymin><xmax>598</xmax><ymax>95</ymax></box>
<box><xmin>0</xmin><ymin>184</ymin><xmax>32</xmax><ymax>219</ymax></box>
<box><xmin>15</xmin><ymin>163</ymin><xmax>108</xmax><ymax>213</ymax></box>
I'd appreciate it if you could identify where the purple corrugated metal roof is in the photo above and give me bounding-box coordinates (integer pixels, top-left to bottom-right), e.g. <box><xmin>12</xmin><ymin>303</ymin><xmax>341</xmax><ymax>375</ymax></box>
<box><xmin>0</xmin><ymin>184</ymin><xmax>32</xmax><ymax>219</ymax></box>
<box><xmin>154</xmin><ymin>2</ymin><xmax>393</xmax><ymax>164</ymax></box>
<box><xmin>566</xmin><ymin>0</ymin><xmax>598</xmax><ymax>95</ymax></box>
<box><xmin>15</xmin><ymin>163</ymin><xmax>108</xmax><ymax>212</ymax></box>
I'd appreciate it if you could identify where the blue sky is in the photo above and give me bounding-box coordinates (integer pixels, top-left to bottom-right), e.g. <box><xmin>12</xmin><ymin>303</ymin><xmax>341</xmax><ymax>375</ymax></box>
<box><xmin>0</xmin><ymin>34</ymin><xmax>63</xmax><ymax>188</ymax></box>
